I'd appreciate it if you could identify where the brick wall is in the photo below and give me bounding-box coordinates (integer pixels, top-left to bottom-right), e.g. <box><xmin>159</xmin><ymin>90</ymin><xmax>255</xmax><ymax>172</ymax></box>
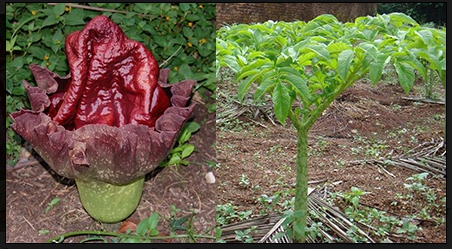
<box><xmin>216</xmin><ymin>3</ymin><xmax>379</xmax><ymax>29</ymax></box>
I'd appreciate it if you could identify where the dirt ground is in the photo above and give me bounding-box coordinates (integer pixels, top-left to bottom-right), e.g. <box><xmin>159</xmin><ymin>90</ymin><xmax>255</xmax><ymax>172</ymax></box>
<box><xmin>216</xmin><ymin>75</ymin><xmax>446</xmax><ymax>243</ymax></box>
<box><xmin>5</xmin><ymin>94</ymin><xmax>217</xmax><ymax>243</ymax></box>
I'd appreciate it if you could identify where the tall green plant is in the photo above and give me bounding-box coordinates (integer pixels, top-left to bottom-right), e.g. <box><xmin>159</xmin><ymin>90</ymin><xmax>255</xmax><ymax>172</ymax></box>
<box><xmin>217</xmin><ymin>13</ymin><xmax>445</xmax><ymax>242</ymax></box>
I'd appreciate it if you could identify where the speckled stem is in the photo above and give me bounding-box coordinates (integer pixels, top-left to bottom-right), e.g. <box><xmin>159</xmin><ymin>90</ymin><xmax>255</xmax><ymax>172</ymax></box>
<box><xmin>293</xmin><ymin>127</ymin><xmax>309</xmax><ymax>243</ymax></box>
<box><xmin>75</xmin><ymin>176</ymin><xmax>145</xmax><ymax>223</ymax></box>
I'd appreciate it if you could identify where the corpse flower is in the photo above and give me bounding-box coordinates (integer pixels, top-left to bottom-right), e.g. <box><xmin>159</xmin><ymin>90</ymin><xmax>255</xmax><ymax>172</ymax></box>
<box><xmin>10</xmin><ymin>15</ymin><xmax>195</xmax><ymax>223</ymax></box>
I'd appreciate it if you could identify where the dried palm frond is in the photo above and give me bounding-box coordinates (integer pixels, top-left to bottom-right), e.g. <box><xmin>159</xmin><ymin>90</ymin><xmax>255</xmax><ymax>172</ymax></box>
<box><xmin>219</xmin><ymin>213</ymin><xmax>285</xmax><ymax>243</ymax></box>
<box><xmin>219</xmin><ymin>187</ymin><xmax>376</xmax><ymax>243</ymax></box>
<box><xmin>351</xmin><ymin>137</ymin><xmax>446</xmax><ymax>178</ymax></box>
<box><xmin>216</xmin><ymin>91</ymin><xmax>275</xmax><ymax>127</ymax></box>
<box><xmin>258</xmin><ymin>215</ymin><xmax>291</xmax><ymax>243</ymax></box>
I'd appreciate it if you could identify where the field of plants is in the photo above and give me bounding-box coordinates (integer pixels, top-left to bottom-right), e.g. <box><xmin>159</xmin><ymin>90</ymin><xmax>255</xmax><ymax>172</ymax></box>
<box><xmin>216</xmin><ymin>13</ymin><xmax>445</xmax><ymax>243</ymax></box>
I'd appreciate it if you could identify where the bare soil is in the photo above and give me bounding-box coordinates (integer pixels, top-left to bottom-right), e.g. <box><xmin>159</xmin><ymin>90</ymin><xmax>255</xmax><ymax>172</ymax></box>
<box><xmin>5</xmin><ymin>95</ymin><xmax>217</xmax><ymax>243</ymax></box>
<box><xmin>216</xmin><ymin>77</ymin><xmax>446</xmax><ymax>243</ymax></box>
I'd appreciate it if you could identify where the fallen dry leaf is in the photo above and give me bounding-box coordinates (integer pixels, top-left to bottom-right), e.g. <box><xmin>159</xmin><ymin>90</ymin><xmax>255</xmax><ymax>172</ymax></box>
<box><xmin>117</xmin><ymin>220</ymin><xmax>137</xmax><ymax>233</ymax></box>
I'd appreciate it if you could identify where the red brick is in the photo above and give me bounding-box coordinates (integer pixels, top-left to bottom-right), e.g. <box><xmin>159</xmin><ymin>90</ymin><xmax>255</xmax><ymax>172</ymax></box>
<box><xmin>216</xmin><ymin>3</ymin><xmax>378</xmax><ymax>29</ymax></box>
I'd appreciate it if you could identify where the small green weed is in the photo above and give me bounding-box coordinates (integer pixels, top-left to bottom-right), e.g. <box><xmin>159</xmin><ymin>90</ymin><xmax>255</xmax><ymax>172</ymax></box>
<box><xmin>235</xmin><ymin>226</ymin><xmax>257</xmax><ymax>243</ymax></box>
<box><xmin>239</xmin><ymin>174</ymin><xmax>250</xmax><ymax>188</ymax></box>
<box><xmin>160</xmin><ymin>121</ymin><xmax>200</xmax><ymax>169</ymax></box>
<box><xmin>216</xmin><ymin>203</ymin><xmax>252</xmax><ymax>226</ymax></box>
<box><xmin>331</xmin><ymin>186</ymin><xmax>428</xmax><ymax>242</ymax></box>
<box><xmin>398</xmin><ymin>173</ymin><xmax>446</xmax><ymax>223</ymax></box>
<box><xmin>45</xmin><ymin>198</ymin><xmax>61</xmax><ymax>213</ymax></box>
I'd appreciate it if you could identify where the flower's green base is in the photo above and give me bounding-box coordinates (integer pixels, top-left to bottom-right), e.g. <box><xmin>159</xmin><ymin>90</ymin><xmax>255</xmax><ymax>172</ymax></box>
<box><xmin>75</xmin><ymin>176</ymin><xmax>145</xmax><ymax>223</ymax></box>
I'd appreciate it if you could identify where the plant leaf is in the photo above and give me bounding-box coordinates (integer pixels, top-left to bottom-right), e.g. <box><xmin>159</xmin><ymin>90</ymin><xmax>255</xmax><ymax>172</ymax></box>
<box><xmin>237</xmin><ymin>67</ymin><xmax>272</xmax><ymax>102</ymax></box>
<box><xmin>369</xmin><ymin>53</ymin><xmax>391</xmax><ymax>85</ymax></box>
<box><xmin>358</xmin><ymin>43</ymin><xmax>378</xmax><ymax>61</ymax></box>
<box><xmin>415</xmin><ymin>29</ymin><xmax>433</xmax><ymax>47</ymax></box>
<box><xmin>238</xmin><ymin>59</ymin><xmax>271</xmax><ymax>80</ymax></box>
<box><xmin>181</xmin><ymin>144</ymin><xmax>195</xmax><ymax>159</ymax></box>
<box><xmin>254</xmin><ymin>72</ymin><xmax>276</xmax><ymax>101</ymax></box>
<box><xmin>308</xmin><ymin>43</ymin><xmax>330</xmax><ymax>61</ymax></box>
<box><xmin>185</xmin><ymin>121</ymin><xmax>200</xmax><ymax>134</ymax></box>
<box><xmin>402</xmin><ymin>53</ymin><xmax>427</xmax><ymax>81</ymax></box>
<box><xmin>148</xmin><ymin>212</ymin><xmax>159</xmax><ymax>230</ymax></box>
<box><xmin>417</xmin><ymin>49</ymin><xmax>442</xmax><ymax>71</ymax></box>
<box><xmin>219</xmin><ymin>54</ymin><xmax>240</xmax><ymax>73</ymax></box>
<box><xmin>179</xmin><ymin>3</ymin><xmax>190</xmax><ymax>12</ymax></box>
<box><xmin>168</xmin><ymin>154</ymin><xmax>181</xmax><ymax>165</ymax></box>
<box><xmin>279</xmin><ymin>67</ymin><xmax>310</xmax><ymax>101</ymax></box>
<box><xmin>136</xmin><ymin>213</ymin><xmax>159</xmax><ymax>236</ymax></box>
<box><xmin>327</xmin><ymin>42</ymin><xmax>352</xmax><ymax>54</ymax></box>
<box><xmin>53</xmin><ymin>3</ymin><xmax>66</xmax><ymax>16</ymax></box>
<box><xmin>394</xmin><ymin>61</ymin><xmax>415</xmax><ymax>95</ymax></box>
<box><xmin>389</xmin><ymin>12</ymin><xmax>419</xmax><ymax>27</ymax></box>
<box><xmin>272</xmin><ymin>82</ymin><xmax>290</xmax><ymax>125</ymax></box>
<box><xmin>170</xmin><ymin>216</ymin><xmax>188</xmax><ymax>231</ymax></box>
<box><xmin>337</xmin><ymin>49</ymin><xmax>354</xmax><ymax>82</ymax></box>
<box><xmin>42</xmin><ymin>15</ymin><xmax>59</xmax><ymax>28</ymax></box>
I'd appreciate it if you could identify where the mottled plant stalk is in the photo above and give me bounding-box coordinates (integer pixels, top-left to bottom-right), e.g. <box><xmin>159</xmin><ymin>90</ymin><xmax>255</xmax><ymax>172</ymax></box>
<box><xmin>293</xmin><ymin>127</ymin><xmax>309</xmax><ymax>243</ymax></box>
<box><xmin>286</xmin><ymin>109</ymin><xmax>307</xmax><ymax>243</ymax></box>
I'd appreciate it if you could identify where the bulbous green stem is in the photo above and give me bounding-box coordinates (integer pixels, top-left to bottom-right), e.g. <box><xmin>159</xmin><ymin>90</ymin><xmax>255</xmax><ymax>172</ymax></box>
<box><xmin>75</xmin><ymin>176</ymin><xmax>145</xmax><ymax>223</ymax></box>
